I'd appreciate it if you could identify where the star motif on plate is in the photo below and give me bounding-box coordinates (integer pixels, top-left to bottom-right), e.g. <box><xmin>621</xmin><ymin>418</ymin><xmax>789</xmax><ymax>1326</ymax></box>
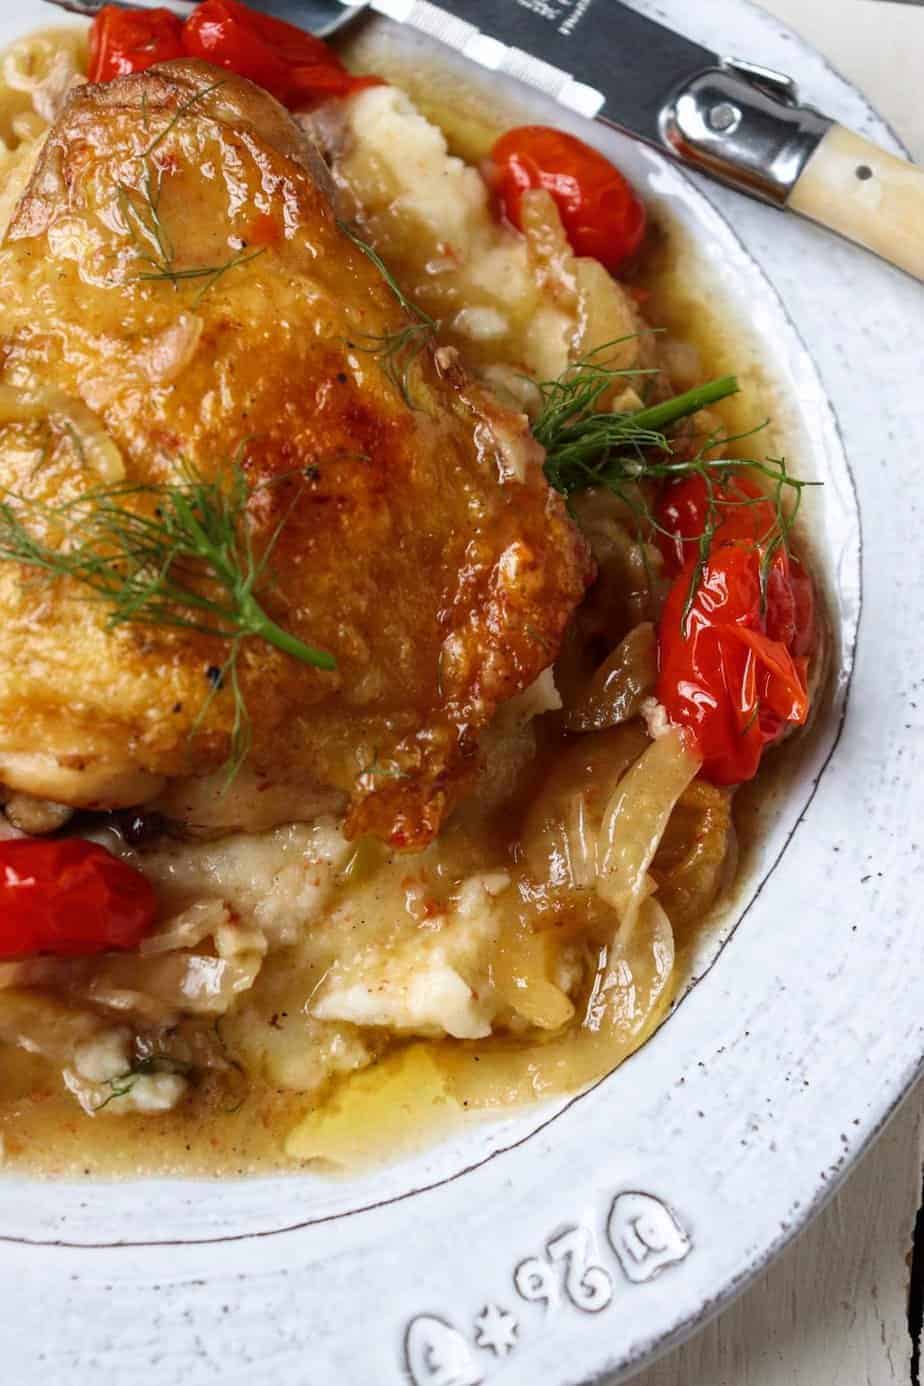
<box><xmin>473</xmin><ymin>1304</ymin><xmax>519</xmax><ymax>1358</ymax></box>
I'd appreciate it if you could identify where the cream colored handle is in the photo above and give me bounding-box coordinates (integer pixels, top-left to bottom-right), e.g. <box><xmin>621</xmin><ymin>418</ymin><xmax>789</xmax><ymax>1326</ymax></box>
<box><xmin>788</xmin><ymin>124</ymin><xmax>924</xmax><ymax>281</ymax></box>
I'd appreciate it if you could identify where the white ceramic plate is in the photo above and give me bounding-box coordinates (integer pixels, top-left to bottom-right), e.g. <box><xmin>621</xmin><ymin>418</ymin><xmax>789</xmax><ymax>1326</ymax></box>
<box><xmin>1</xmin><ymin>2</ymin><xmax>922</xmax><ymax>1382</ymax></box>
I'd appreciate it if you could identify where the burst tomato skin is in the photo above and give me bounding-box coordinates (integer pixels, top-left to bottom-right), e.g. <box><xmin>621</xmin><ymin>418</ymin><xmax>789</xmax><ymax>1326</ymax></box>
<box><xmin>182</xmin><ymin>0</ymin><xmax>381</xmax><ymax>110</ymax></box>
<box><xmin>655</xmin><ymin>475</ymin><xmax>814</xmax><ymax>785</ymax></box>
<box><xmin>491</xmin><ymin>125</ymin><xmax>646</xmax><ymax>271</ymax></box>
<box><xmin>87</xmin><ymin>0</ymin><xmax>381</xmax><ymax>111</ymax></box>
<box><xmin>89</xmin><ymin>6</ymin><xmax>185</xmax><ymax>83</ymax></box>
<box><xmin>655</xmin><ymin>472</ymin><xmax>778</xmax><ymax>576</ymax></box>
<box><xmin>0</xmin><ymin>840</ymin><xmax>157</xmax><ymax>960</ymax></box>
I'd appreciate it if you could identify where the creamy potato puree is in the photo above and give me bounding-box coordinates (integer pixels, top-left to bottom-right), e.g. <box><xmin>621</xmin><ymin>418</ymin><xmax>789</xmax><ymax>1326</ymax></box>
<box><xmin>315</xmin><ymin>83</ymin><xmax>657</xmax><ymax>405</ymax></box>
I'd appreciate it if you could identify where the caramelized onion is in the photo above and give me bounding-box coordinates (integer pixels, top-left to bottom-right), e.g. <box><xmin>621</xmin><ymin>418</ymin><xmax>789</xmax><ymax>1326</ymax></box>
<box><xmin>2</xmin><ymin>791</ymin><xmax>73</xmax><ymax>836</ymax></box>
<box><xmin>564</xmin><ymin>622</ymin><xmax>657</xmax><ymax>733</ymax></box>
<box><xmin>597</xmin><ymin>727</ymin><xmax>703</xmax><ymax>935</ymax></box>
<box><xmin>521</xmin><ymin>723</ymin><xmax>649</xmax><ymax>890</ymax></box>
<box><xmin>0</xmin><ymin>904</ymin><xmax>265</xmax><ymax>1026</ymax></box>
<box><xmin>435</xmin><ymin>895</ymin><xmax>674</xmax><ymax>1108</ymax></box>
<box><xmin>651</xmin><ymin>780</ymin><xmax>734</xmax><ymax>933</ymax></box>
<box><xmin>493</xmin><ymin>921</ymin><xmax>575</xmax><ymax>1031</ymax></box>
<box><xmin>0</xmin><ymin>384</ymin><xmax>124</xmax><ymax>481</ymax></box>
<box><xmin>0</xmin><ymin>987</ymin><xmax>104</xmax><ymax>1063</ymax></box>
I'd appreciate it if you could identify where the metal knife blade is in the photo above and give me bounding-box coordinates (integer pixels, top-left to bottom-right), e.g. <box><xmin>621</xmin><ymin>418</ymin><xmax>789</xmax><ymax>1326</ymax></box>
<box><xmin>357</xmin><ymin>0</ymin><xmax>837</xmax><ymax>208</ymax></box>
<box><xmin>363</xmin><ymin>0</ymin><xmax>715</xmax><ymax>146</ymax></box>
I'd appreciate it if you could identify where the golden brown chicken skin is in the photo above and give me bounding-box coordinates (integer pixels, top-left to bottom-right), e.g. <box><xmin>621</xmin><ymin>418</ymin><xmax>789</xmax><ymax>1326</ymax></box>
<box><xmin>0</xmin><ymin>63</ymin><xmax>592</xmax><ymax>848</ymax></box>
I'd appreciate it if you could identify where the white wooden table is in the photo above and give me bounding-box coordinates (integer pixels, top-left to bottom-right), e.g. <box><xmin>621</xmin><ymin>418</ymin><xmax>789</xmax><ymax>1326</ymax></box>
<box><xmin>633</xmin><ymin>2</ymin><xmax>924</xmax><ymax>1380</ymax></box>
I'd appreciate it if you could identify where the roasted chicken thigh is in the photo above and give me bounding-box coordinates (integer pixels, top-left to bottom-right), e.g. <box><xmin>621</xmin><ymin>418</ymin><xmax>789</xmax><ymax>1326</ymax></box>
<box><xmin>0</xmin><ymin>63</ymin><xmax>591</xmax><ymax>847</ymax></box>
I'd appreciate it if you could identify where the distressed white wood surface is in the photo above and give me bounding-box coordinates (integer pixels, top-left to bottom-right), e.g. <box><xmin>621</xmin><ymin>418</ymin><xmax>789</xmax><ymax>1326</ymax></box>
<box><xmin>762</xmin><ymin>0</ymin><xmax>924</xmax><ymax>163</ymax></box>
<box><xmin>631</xmin><ymin>1087</ymin><xmax>923</xmax><ymax>1385</ymax></box>
<box><xmin>633</xmin><ymin>4</ymin><xmax>924</xmax><ymax>1381</ymax></box>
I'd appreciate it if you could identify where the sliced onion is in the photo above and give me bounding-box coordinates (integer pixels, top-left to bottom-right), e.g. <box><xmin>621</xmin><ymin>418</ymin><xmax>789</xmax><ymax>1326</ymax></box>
<box><xmin>564</xmin><ymin>622</ymin><xmax>657</xmax><ymax>733</ymax></box>
<box><xmin>0</xmin><ymin>384</ymin><xmax>124</xmax><ymax>481</ymax></box>
<box><xmin>133</xmin><ymin>313</ymin><xmax>204</xmax><ymax>386</ymax></box>
<box><xmin>521</xmin><ymin>723</ymin><xmax>649</xmax><ymax>890</ymax></box>
<box><xmin>85</xmin><ymin>947</ymin><xmax>263</xmax><ymax>1022</ymax></box>
<box><xmin>597</xmin><ymin>726</ymin><xmax>703</xmax><ymax>936</ymax></box>
<box><xmin>1</xmin><ymin>902</ymin><xmax>265</xmax><ymax>1027</ymax></box>
<box><xmin>651</xmin><ymin>780</ymin><xmax>734</xmax><ymax>933</ymax></box>
<box><xmin>2</xmin><ymin>792</ymin><xmax>73</xmax><ymax>835</ymax></box>
<box><xmin>584</xmin><ymin>896</ymin><xmax>674</xmax><ymax>1035</ymax></box>
<box><xmin>563</xmin><ymin>791</ymin><xmax>596</xmax><ymax>889</ymax></box>
<box><xmin>0</xmin><ymin>987</ymin><xmax>103</xmax><ymax>1063</ymax></box>
<box><xmin>139</xmin><ymin>900</ymin><xmax>231</xmax><ymax>956</ymax></box>
<box><xmin>434</xmin><ymin>895</ymin><xmax>675</xmax><ymax>1109</ymax></box>
<box><xmin>493</xmin><ymin>922</ymin><xmax>576</xmax><ymax>1031</ymax></box>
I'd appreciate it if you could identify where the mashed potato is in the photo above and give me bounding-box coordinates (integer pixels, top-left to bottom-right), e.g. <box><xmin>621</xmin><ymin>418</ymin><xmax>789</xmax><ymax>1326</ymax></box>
<box><xmin>314</xmin><ymin>84</ymin><xmax>657</xmax><ymax>403</ymax></box>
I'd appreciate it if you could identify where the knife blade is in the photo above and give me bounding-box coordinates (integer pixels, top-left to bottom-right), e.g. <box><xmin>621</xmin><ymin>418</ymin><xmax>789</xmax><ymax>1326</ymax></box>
<box><xmin>365</xmin><ymin>0</ymin><xmax>715</xmax><ymax>144</ymax></box>
<box><xmin>359</xmin><ymin>0</ymin><xmax>830</xmax><ymax>201</ymax></box>
<box><xmin>354</xmin><ymin>0</ymin><xmax>924</xmax><ymax>280</ymax></box>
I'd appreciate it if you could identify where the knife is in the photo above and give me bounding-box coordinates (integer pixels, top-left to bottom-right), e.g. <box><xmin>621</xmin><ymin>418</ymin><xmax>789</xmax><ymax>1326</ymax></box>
<box><xmin>353</xmin><ymin>0</ymin><xmax>923</xmax><ymax>283</ymax></box>
<box><xmin>42</xmin><ymin>0</ymin><xmax>924</xmax><ymax>281</ymax></box>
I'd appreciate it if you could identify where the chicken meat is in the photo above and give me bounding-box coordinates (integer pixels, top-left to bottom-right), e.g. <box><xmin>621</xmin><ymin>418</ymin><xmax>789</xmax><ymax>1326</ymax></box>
<box><xmin>0</xmin><ymin>62</ymin><xmax>592</xmax><ymax>847</ymax></box>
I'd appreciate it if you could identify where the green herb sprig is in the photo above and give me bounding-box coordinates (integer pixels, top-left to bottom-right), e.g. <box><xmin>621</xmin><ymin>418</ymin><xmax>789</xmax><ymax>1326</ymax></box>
<box><xmin>140</xmin><ymin>78</ymin><xmax>226</xmax><ymax>160</ymax></box>
<box><xmin>337</xmin><ymin>220</ymin><xmax>438</xmax><ymax>408</ymax></box>
<box><xmin>0</xmin><ymin>458</ymin><xmax>335</xmax><ymax>778</ymax></box>
<box><xmin>533</xmin><ymin>343</ymin><xmax>739</xmax><ymax>493</ymax></box>
<box><xmin>351</xmin><ymin>321</ymin><xmax>435</xmax><ymax>409</ymax></box>
<box><xmin>533</xmin><ymin>344</ymin><xmax>818</xmax><ymax>625</ymax></box>
<box><xmin>118</xmin><ymin>164</ymin><xmax>265</xmax><ymax>307</ymax></box>
<box><xmin>94</xmin><ymin>1055</ymin><xmax>192</xmax><ymax>1113</ymax></box>
<box><xmin>113</xmin><ymin>79</ymin><xmax>266</xmax><ymax>305</ymax></box>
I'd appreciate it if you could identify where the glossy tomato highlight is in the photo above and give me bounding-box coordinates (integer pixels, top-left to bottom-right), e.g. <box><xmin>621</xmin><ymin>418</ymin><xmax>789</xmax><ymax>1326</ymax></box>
<box><xmin>88</xmin><ymin>6</ymin><xmax>184</xmax><ymax>84</ymax></box>
<box><xmin>655</xmin><ymin>474</ymin><xmax>813</xmax><ymax>784</ymax></box>
<box><xmin>491</xmin><ymin>125</ymin><xmax>646</xmax><ymax>272</ymax></box>
<box><xmin>0</xmin><ymin>839</ymin><xmax>158</xmax><ymax>959</ymax></box>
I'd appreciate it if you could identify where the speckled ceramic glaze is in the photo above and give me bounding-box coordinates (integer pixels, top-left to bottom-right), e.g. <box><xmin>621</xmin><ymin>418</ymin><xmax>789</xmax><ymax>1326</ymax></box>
<box><xmin>0</xmin><ymin>2</ymin><xmax>921</xmax><ymax>1382</ymax></box>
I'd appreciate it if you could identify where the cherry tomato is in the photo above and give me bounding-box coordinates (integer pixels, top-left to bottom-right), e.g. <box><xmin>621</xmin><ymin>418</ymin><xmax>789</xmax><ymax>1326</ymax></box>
<box><xmin>657</xmin><ymin>543</ymin><xmax>810</xmax><ymax>784</ymax></box>
<box><xmin>491</xmin><ymin>126</ymin><xmax>646</xmax><ymax>272</ymax></box>
<box><xmin>655</xmin><ymin>475</ymin><xmax>814</xmax><ymax>785</ymax></box>
<box><xmin>655</xmin><ymin>472</ymin><xmax>778</xmax><ymax>576</ymax></box>
<box><xmin>656</xmin><ymin>471</ymin><xmax>815</xmax><ymax>654</ymax></box>
<box><xmin>0</xmin><ymin>839</ymin><xmax>157</xmax><ymax>960</ymax></box>
<box><xmin>182</xmin><ymin>0</ymin><xmax>381</xmax><ymax>110</ymax></box>
<box><xmin>89</xmin><ymin>6</ymin><xmax>185</xmax><ymax>84</ymax></box>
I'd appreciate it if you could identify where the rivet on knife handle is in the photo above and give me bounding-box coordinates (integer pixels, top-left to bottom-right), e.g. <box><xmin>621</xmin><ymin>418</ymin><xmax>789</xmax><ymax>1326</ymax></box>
<box><xmin>659</xmin><ymin>62</ymin><xmax>832</xmax><ymax>206</ymax></box>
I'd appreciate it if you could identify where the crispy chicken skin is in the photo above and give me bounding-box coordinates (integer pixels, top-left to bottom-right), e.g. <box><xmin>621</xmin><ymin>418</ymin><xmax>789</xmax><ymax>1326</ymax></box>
<box><xmin>0</xmin><ymin>63</ymin><xmax>592</xmax><ymax>847</ymax></box>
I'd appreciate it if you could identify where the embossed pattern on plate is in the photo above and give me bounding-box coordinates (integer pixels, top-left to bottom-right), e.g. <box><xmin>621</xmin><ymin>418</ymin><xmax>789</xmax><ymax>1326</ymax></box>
<box><xmin>403</xmin><ymin>1191</ymin><xmax>691</xmax><ymax>1385</ymax></box>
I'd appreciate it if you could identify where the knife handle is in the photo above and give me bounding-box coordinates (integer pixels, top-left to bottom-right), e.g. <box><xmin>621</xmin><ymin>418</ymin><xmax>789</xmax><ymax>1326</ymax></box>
<box><xmin>787</xmin><ymin>124</ymin><xmax>924</xmax><ymax>281</ymax></box>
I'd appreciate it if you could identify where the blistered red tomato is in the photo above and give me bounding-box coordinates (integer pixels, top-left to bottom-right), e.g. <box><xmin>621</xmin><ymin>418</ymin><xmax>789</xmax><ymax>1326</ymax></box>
<box><xmin>88</xmin><ymin>6</ymin><xmax>185</xmax><ymax>84</ymax></box>
<box><xmin>655</xmin><ymin>474</ymin><xmax>814</xmax><ymax>785</ymax></box>
<box><xmin>182</xmin><ymin>0</ymin><xmax>381</xmax><ymax>110</ymax></box>
<box><xmin>491</xmin><ymin>126</ymin><xmax>646</xmax><ymax>272</ymax></box>
<box><xmin>0</xmin><ymin>839</ymin><xmax>157</xmax><ymax>960</ymax></box>
<box><xmin>87</xmin><ymin>0</ymin><xmax>381</xmax><ymax>112</ymax></box>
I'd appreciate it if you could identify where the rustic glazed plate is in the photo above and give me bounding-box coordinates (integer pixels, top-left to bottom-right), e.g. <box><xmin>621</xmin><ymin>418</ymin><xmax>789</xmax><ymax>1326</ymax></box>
<box><xmin>0</xmin><ymin>1</ymin><xmax>921</xmax><ymax>1382</ymax></box>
